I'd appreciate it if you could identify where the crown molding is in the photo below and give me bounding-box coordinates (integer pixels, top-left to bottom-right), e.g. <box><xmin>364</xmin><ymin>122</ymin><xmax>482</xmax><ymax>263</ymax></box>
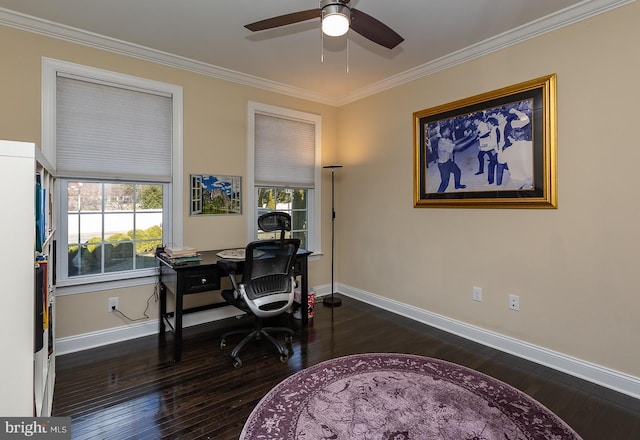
<box><xmin>0</xmin><ymin>7</ymin><xmax>336</xmax><ymax>106</ymax></box>
<box><xmin>338</xmin><ymin>0</ymin><xmax>636</xmax><ymax>105</ymax></box>
<box><xmin>1</xmin><ymin>0</ymin><xmax>635</xmax><ymax>107</ymax></box>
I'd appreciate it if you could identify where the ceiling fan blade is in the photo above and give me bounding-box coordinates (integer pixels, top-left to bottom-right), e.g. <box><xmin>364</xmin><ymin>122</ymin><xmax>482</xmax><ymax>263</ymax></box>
<box><xmin>350</xmin><ymin>8</ymin><xmax>404</xmax><ymax>49</ymax></box>
<box><xmin>245</xmin><ymin>9</ymin><xmax>321</xmax><ymax>32</ymax></box>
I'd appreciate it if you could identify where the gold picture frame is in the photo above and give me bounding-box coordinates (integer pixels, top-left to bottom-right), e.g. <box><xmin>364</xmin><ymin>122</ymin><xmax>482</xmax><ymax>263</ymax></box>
<box><xmin>413</xmin><ymin>74</ymin><xmax>557</xmax><ymax>208</ymax></box>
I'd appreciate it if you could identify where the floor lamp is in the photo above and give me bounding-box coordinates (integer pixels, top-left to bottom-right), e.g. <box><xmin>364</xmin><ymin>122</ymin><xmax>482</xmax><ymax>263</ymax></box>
<box><xmin>323</xmin><ymin>165</ymin><xmax>342</xmax><ymax>307</ymax></box>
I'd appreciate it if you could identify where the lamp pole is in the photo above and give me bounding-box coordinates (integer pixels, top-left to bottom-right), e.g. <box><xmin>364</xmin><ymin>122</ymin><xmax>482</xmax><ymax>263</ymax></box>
<box><xmin>323</xmin><ymin>165</ymin><xmax>342</xmax><ymax>307</ymax></box>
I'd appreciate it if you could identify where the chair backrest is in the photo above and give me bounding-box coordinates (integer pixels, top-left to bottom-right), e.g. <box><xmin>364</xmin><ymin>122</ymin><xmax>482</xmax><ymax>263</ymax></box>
<box><xmin>242</xmin><ymin>212</ymin><xmax>300</xmax><ymax>317</ymax></box>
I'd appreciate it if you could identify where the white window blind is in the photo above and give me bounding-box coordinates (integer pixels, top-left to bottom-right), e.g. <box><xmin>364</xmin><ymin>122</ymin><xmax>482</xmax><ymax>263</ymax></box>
<box><xmin>255</xmin><ymin>113</ymin><xmax>315</xmax><ymax>188</ymax></box>
<box><xmin>56</xmin><ymin>75</ymin><xmax>172</xmax><ymax>182</ymax></box>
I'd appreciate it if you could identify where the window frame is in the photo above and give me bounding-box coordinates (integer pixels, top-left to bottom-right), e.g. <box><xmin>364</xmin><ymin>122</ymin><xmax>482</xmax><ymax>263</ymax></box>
<box><xmin>42</xmin><ymin>58</ymin><xmax>183</xmax><ymax>293</ymax></box>
<box><xmin>247</xmin><ymin>101</ymin><xmax>322</xmax><ymax>254</ymax></box>
<box><xmin>60</xmin><ymin>179</ymin><xmax>167</xmax><ymax>280</ymax></box>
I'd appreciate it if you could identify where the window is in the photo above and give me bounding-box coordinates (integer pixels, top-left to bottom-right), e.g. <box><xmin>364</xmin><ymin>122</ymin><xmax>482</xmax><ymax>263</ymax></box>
<box><xmin>248</xmin><ymin>102</ymin><xmax>321</xmax><ymax>252</ymax></box>
<box><xmin>66</xmin><ymin>181</ymin><xmax>163</xmax><ymax>277</ymax></box>
<box><xmin>256</xmin><ymin>188</ymin><xmax>308</xmax><ymax>243</ymax></box>
<box><xmin>42</xmin><ymin>58</ymin><xmax>183</xmax><ymax>289</ymax></box>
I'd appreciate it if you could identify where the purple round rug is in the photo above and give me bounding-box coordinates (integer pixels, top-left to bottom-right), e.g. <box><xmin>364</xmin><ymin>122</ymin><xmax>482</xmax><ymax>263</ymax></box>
<box><xmin>241</xmin><ymin>353</ymin><xmax>582</xmax><ymax>440</ymax></box>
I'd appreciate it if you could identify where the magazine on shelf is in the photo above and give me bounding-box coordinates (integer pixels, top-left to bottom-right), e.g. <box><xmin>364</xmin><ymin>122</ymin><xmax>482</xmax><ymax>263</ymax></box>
<box><xmin>35</xmin><ymin>176</ymin><xmax>46</xmax><ymax>253</ymax></box>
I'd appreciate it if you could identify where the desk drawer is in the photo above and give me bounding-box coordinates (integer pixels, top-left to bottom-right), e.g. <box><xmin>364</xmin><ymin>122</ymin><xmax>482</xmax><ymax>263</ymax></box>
<box><xmin>183</xmin><ymin>268</ymin><xmax>220</xmax><ymax>294</ymax></box>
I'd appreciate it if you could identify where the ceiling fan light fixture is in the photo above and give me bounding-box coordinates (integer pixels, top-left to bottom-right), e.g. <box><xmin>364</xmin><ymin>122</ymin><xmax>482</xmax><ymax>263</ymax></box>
<box><xmin>322</xmin><ymin>4</ymin><xmax>350</xmax><ymax>37</ymax></box>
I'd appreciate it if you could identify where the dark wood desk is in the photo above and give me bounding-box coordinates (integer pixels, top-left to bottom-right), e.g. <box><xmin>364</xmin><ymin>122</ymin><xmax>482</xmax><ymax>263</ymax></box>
<box><xmin>158</xmin><ymin>248</ymin><xmax>312</xmax><ymax>362</ymax></box>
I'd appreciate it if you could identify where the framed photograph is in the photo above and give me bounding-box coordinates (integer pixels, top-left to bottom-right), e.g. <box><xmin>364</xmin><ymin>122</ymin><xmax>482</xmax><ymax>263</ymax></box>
<box><xmin>413</xmin><ymin>74</ymin><xmax>557</xmax><ymax>208</ymax></box>
<box><xmin>190</xmin><ymin>174</ymin><xmax>242</xmax><ymax>215</ymax></box>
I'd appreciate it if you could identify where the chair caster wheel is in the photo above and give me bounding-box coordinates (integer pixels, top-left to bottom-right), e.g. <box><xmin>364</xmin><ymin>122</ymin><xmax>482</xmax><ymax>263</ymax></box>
<box><xmin>280</xmin><ymin>353</ymin><xmax>289</xmax><ymax>363</ymax></box>
<box><xmin>284</xmin><ymin>335</ymin><xmax>292</xmax><ymax>344</ymax></box>
<box><xmin>233</xmin><ymin>357</ymin><xmax>242</xmax><ymax>369</ymax></box>
<box><xmin>220</xmin><ymin>340</ymin><xmax>226</xmax><ymax>350</ymax></box>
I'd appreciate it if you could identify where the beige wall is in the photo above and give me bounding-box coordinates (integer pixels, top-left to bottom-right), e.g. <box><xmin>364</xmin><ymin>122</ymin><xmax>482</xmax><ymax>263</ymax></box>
<box><xmin>0</xmin><ymin>25</ymin><xmax>337</xmax><ymax>338</ymax></box>
<box><xmin>1</xmin><ymin>1</ymin><xmax>639</xmax><ymax>380</ymax></box>
<box><xmin>336</xmin><ymin>2</ymin><xmax>640</xmax><ymax>377</ymax></box>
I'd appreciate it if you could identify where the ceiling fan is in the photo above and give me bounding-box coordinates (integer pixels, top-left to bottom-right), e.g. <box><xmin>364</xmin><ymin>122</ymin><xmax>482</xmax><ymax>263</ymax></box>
<box><xmin>244</xmin><ymin>0</ymin><xmax>404</xmax><ymax>50</ymax></box>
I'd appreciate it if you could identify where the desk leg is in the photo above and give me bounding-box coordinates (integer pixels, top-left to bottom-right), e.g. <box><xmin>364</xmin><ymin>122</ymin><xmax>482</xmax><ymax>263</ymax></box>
<box><xmin>300</xmin><ymin>256</ymin><xmax>309</xmax><ymax>326</ymax></box>
<box><xmin>174</xmin><ymin>290</ymin><xmax>183</xmax><ymax>363</ymax></box>
<box><xmin>159</xmin><ymin>282</ymin><xmax>166</xmax><ymax>334</ymax></box>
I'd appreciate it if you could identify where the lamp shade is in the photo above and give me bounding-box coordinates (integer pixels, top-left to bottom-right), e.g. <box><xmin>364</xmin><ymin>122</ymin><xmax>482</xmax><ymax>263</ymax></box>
<box><xmin>322</xmin><ymin>4</ymin><xmax>350</xmax><ymax>37</ymax></box>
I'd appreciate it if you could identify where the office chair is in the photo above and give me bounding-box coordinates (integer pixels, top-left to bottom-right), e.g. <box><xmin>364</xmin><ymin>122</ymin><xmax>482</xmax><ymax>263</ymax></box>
<box><xmin>218</xmin><ymin>212</ymin><xmax>300</xmax><ymax>368</ymax></box>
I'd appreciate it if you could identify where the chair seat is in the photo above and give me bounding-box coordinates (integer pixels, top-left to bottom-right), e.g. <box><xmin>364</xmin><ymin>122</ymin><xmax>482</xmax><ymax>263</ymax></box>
<box><xmin>222</xmin><ymin>288</ymin><xmax>293</xmax><ymax>313</ymax></box>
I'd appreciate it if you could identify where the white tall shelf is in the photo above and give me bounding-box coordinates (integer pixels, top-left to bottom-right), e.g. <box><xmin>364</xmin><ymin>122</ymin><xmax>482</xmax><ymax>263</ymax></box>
<box><xmin>0</xmin><ymin>140</ymin><xmax>56</xmax><ymax>416</ymax></box>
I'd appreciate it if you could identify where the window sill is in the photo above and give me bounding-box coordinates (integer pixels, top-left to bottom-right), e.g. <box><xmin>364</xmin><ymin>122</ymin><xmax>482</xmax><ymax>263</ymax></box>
<box><xmin>56</xmin><ymin>271</ymin><xmax>158</xmax><ymax>296</ymax></box>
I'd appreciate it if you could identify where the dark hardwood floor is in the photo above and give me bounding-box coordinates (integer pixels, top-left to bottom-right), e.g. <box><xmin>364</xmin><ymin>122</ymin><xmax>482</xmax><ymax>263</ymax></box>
<box><xmin>53</xmin><ymin>295</ymin><xmax>640</xmax><ymax>439</ymax></box>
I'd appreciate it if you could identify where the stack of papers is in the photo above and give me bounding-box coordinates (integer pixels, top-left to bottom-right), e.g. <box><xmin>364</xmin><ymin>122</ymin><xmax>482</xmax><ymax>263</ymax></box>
<box><xmin>216</xmin><ymin>248</ymin><xmax>246</xmax><ymax>260</ymax></box>
<box><xmin>216</xmin><ymin>248</ymin><xmax>267</xmax><ymax>260</ymax></box>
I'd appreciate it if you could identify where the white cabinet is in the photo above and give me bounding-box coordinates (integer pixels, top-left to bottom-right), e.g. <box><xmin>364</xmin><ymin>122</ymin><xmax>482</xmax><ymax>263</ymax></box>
<box><xmin>0</xmin><ymin>140</ymin><xmax>56</xmax><ymax>416</ymax></box>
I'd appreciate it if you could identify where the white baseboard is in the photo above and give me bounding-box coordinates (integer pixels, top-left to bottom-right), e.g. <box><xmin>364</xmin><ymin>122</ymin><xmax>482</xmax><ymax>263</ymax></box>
<box><xmin>56</xmin><ymin>284</ymin><xmax>640</xmax><ymax>400</ymax></box>
<box><xmin>55</xmin><ymin>305</ymin><xmax>242</xmax><ymax>356</ymax></box>
<box><xmin>334</xmin><ymin>283</ymin><xmax>640</xmax><ymax>400</ymax></box>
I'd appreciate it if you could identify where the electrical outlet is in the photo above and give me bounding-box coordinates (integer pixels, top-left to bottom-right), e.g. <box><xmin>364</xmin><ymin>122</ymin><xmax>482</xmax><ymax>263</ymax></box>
<box><xmin>108</xmin><ymin>297</ymin><xmax>119</xmax><ymax>312</ymax></box>
<box><xmin>508</xmin><ymin>294</ymin><xmax>520</xmax><ymax>311</ymax></box>
<box><xmin>472</xmin><ymin>286</ymin><xmax>482</xmax><ymax>302</ymax></box>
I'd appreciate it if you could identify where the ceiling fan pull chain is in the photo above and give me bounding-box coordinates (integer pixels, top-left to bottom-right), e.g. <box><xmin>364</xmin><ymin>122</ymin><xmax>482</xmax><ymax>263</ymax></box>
<box><xmin>321</xmin><ymin>28</ymin><xmax>325</xmax><ymax>62</ymax></box>
<box><xmin>346</xmin><ymin>36</ymin><xmax>350</xmax><ymax>74</ymax></box>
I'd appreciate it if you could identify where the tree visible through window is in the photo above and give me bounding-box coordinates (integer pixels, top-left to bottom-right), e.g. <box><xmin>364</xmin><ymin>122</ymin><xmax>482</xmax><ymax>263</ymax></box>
<box><xmin>66</xmin><ymin>181</ymin><xmax>163</xmax><ymax>277</ymax></box>
<box><xmin>257</xmin><ymin>188</ymin><xmax>308</xmax><ymax>248</ymax></box>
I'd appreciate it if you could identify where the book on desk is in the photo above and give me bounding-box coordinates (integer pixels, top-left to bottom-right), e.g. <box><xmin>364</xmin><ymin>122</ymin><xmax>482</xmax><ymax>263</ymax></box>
<box><xmin>161</xmin><ymin>245</ymin><xmax>201</xmax><ymax>264</ymax></box>
<box><xmin>165</xmin><ymin>245</ymin><xmax>197</xmax><ymax>256</ymax></box>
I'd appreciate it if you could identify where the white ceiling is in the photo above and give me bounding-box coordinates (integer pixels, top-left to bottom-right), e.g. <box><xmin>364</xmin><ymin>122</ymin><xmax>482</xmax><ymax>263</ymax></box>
<box><xmin>0</xmin><ymin>0</ymin><xmax>631</xmax><ymax>105</ymax></box>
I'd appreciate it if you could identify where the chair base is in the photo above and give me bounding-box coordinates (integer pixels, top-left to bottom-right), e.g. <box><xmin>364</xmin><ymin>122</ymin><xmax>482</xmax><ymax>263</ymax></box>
<box><xmin>220</xmin><ymin>324</ymin><xmax>294</xmax><ymax>368</ymax></box>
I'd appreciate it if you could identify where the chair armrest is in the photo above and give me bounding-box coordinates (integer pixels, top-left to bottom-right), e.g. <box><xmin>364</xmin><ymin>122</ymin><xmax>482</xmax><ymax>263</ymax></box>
<box><xmin>217</xmin><ymin>259</ymin><xmax>239</xmax><ymax>275</ymax></box>
<box><xmin>218</xmin><ymin>259</ymin><xmax>242</xmax><ymax>294</ymax></box>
